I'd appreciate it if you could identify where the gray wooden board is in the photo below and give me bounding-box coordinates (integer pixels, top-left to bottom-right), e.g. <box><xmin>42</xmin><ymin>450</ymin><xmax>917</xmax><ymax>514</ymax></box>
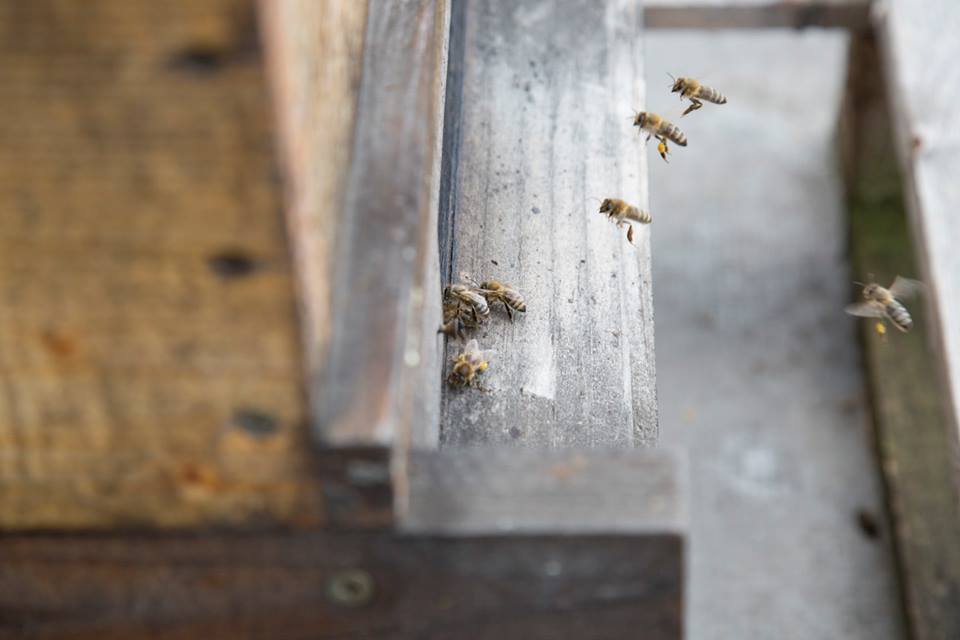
<box><xmin>441</xmin><ymin>0</ymin><xmax>656</xmax><ymax>448</ymax></box>
<box><xmin>303</xmin><ymin>0</ymin><xmax>448</xmax><ymax>450</ymax></box>
<box><xmin>403</xmin><ymin>447</ymin><xmax>686</xmax><ymax>534</ymax></box>
<box><xmin>0</xmin><ymin>531</ymin><xmax>683</xmax><ymax>639</ymax></box>
<box><xmin>876</xmin><ymin>0</ymin><xmax>960</xmax><ymax>470</ymax></box>
<box><xmin>644</xmin><ymin>0</ymin><xmax>869</xmax><ymax>29</ymax></box>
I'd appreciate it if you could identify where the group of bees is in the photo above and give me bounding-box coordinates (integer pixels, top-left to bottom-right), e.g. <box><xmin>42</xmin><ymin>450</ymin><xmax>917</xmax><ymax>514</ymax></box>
<box><xmin>441</xmin><ymin>275</ymin><xmax>525</xmax><ymax>388</ymax></box>
<box><xmin>597</xmin><ymin>76</ymin><xmax>726</xmax><ymax>244</ymax></box>
<box><xmin>442</xmin><ymin>74</ymin><xmax>917</xmax><ymax>388</ymax></box>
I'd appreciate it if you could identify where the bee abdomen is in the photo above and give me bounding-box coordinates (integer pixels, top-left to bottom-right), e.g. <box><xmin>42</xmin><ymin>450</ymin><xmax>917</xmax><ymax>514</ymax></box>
<box><xmin>505</xmin><ymin>291</ymin><xmax>526</xmax><ymax>312</ymax></box>
<box><xmin>661</xmin><ymin>123</ymin><xmax>687</xmax><ymax>146</ymax></box>
<box><xmin>885</xmin><ymin>300</ymin><xmax>913</xmax><ymax>332</ymax></box>
<box><xmin>699</xmin><ymin>85</ymin><xmax>727</xmax><ymax>104</ymax></box>
<box><xmin>628</xmin><ymin>207</ymin><xmax>652</xmax><ymax>224</ymax></box>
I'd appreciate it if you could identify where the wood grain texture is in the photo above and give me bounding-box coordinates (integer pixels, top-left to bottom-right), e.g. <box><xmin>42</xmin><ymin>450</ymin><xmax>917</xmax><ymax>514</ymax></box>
<box><xmin>0</xmin><ymin>0</ymin><xmax>332</xmax><ymax>528</ymax></box>
<box><xmin>875</xmin><ymin>0</ymin><xmax>960</xmax><ymax>473</ymax></box>
<box><xmin>841</xmin><ymin>30</ymin><xmax>960</xmax><ymax>640</ymax></box>
<box><xmin>404</xmin><ymin>448</ymin><xmax>685</xmax><ymax>534</ymax></box>
<box><xmin>261</xmin><ymin>0</ymin><xmax>448</xmax><ymax>452</ymax></box>
<box><xmin>644</xmin><ymin>0</ymin><xmax>869</xmax><ymax>29</ymax></box>
<box><xmin>441</xmin><ymin>0</ymin><xmax>657</xmax><ymax>448</ymax></box>
<box><xmin>257</xmin><ymin>0</ymin><xmax>367</xmax><ymax>415</ymax></box>
<box><xmin>0</xmin><ymin>531</ymin><xmax>683</xmax><ymax>639</ymax></box>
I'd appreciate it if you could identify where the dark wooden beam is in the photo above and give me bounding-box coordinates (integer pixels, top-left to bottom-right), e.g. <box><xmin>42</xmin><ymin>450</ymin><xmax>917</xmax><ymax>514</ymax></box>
<box><xmin>645</xmin><ymin>0</ymin><xmax>870</xmax><ymax>30</ymax></box>
<box><xmin>0</xmin><ymin>530</ymin><xmax>683</xmax><ymax>639</ymax></box>
<box><xmin>840</xmin><ymin>28</ymin><xmax>960</xmax><ymax>640</ymax></box>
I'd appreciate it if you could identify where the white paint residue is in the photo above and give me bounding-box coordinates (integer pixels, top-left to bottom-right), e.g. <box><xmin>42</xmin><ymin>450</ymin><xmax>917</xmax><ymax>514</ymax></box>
<box><xmin>523</xmin><ymin>339</ymin><xmax>556</xmax><ymax>401</ymax></box>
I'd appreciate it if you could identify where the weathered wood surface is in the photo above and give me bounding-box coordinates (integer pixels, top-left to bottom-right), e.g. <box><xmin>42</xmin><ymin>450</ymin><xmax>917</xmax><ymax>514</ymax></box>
<box><xmin>874</xmin><ymin>0</ymin><xmax>960</xmax><ymax>475</ymax></box>
<box><xmin>644</xmin><ymin>0</ymin><xmax>869</xmax><ymax>29</ymax></box>
<box><xmin>0</xmin><ymin>531</ymin><xmax>683</xmax><ymax>639</ymax></box>
<box><xmin>257</xmin><ymin>0</ymin><xmax>367</xmax><ymax>425</ymax></box>
<box><xmin>0</xmin><ymin>0</ymin><xmax>332</xmax><ymax>528</ymax></box>
<box><xmin>841</xmin><ymin>29</ymin><xmax>960</xmax><ymax>640</ymax></box>
<box><xmin>441</xmin><ymin>0</ymin><xmax>657</xmax><ymax>447</ymax></box>
<box><xmin>262</xmin><ymin>0</ymin><xmax>448</xmax><ymax>455</ymax></box>
<box><xmin>405</xmin><ymin>448</ymin><xmax>685</xmax><ymax>534</ymax></box>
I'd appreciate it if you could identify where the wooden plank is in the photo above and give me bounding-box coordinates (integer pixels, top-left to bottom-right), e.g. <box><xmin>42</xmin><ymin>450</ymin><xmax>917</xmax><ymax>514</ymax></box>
<box><xmin>264</xmin><ymin>0</ymin><xmax>449</xmax><ymax>453</ymax></box>
<box><xmin>840</xmin><ymin>29</ymin><xmax>960</xmax><ymax>640</ymax></box>
<box><xmin>0</xmin><ymin>0</ymin><xmax>330</xmax><ymax>528</ymax></box>
<box><xmin>404</xmin><ymin>448</ymin><xmax>685</xmax><ymax>534</ymax></box>
<box><xmin>257</xmin><ymin>0</ymin><xmax>367</xmax><ymax>422</ymax></box>
<box><xmin>874</xmin><ymin>0</ymin><xmax>960</xmax><ymax>473</ymax></box>
<box><xmin>644</xmin><ymin>0</ymin><xmax>869</xmax><ymax>29</ymax></box>
<box><xmin>441</xmin><ymin>0</ymin><xmax>657</xmax><ymax>448</ymax></box>
<box><xmin>0</xmin><ymin>531</ymin><xmax>683</xmax><ymax>639</ymax></box>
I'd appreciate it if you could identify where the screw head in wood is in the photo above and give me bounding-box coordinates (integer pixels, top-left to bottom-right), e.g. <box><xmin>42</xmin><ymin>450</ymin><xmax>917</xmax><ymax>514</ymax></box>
<box><xmin>327</xmin><ymin>569</ymin><xmax>375</xmax><ymax>607</ymax></box>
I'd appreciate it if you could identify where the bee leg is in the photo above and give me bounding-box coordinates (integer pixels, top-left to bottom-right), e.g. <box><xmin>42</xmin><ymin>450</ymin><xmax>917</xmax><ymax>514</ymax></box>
<box><xmin>505</xmin><ymin>304</ymin><xmax>514</xmax><ymax>322</ymax></box>
<box><xmin>657</xmin><ymin>136</ymin><xmax>670</xmax><ymax>163</ymax></box>
<box><xmin>682</xmin><ymin>98</ymin><xmax>702</xmax><ymax>117</ymax></box>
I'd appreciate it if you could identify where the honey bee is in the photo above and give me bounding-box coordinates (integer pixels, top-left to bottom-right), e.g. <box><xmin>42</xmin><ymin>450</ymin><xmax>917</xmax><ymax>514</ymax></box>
<box><xmin>633</xmin><ymin>111</ymin><xmax>687</xmax><ymax>163</ymax></box>
<box><xmin>598</xmin><ymin>198</ymin><xmax>651</xmax><ymax>243</ymax></box>
<box><xmin>669</xmin><ymin>75</ymin><xmax>728</xmax><ymax>117</ymax></box>
<box><xmin>462</xmin><ymin>275</ymin><xmax>526</xmax><ymax>321</ymax></box>
<box><xmin>444</xmin><ymin>282</ymin><xmax>489</xmax><ymax>324</ymax></box>
<box><xmin>447</xmin><ymin>339</ymin><xmax>494</xmax><ymax>388</ymax></box>
<box><xmin>438</xmin><ymin>299</ymin><xmax>468</xmax><ymax>340</ymax></box>
<box><xmin>845</xmin><ymin>276</ymin><xmax>922</xmax><ymax>333</ymax></box>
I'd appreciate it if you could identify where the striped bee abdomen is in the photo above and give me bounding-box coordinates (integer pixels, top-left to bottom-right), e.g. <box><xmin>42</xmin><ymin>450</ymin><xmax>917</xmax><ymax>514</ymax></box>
<box><xmin>661</xmin><ymin>123</ymin><xmax>687</xmax><ymax>146</ymax></box>
<box><xmin>698</xmin><ymin>85</ymin><xmax>727</xmax><ymax>104</ymax></box>
<box><xmin>885</xmin><ymin>300</ymin><xmax>913</xmax><ymax>332</ymax></box>
<box><xmin>630</xmin><ymin>208</ymin><xmax>652</xmax><ymax>224</ymax></box>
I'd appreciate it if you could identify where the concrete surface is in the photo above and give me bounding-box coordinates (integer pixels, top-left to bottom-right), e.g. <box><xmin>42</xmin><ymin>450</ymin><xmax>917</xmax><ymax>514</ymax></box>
<box><xmin>646</xmin><ymin>31</ymin><xmax>905</xmax><ymax>640</ymax></box>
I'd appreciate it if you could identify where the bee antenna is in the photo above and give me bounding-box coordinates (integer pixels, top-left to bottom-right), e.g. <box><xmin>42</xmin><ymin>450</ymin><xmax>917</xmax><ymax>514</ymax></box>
<box><xmin>852</xmin><ymin>281</ymin><xmax>865</xmax><ymax>287</ymax></box>
<box><xmin>666</xmin><ymin>72</ymin><xmax>676</xmax><ymax>82</ymax></box>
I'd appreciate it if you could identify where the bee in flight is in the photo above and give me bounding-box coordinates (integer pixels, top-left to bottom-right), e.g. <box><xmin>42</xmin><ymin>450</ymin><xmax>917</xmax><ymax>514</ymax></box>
<box><xmin>462</xmin><ymin>274</ymin><xmax>527</xmax><ymax>321</ymax></box>
<box><xmin>669</xmin><ymin>75</ymin><xmax>728</xmax><ymax>117</ymax></box>
<box><xmin>633</xmin><ymin>111</ymin><xmax>687</xmax><ymax>163</ymax></box>
<box><xmin>845</xmin><ymin>276</ymin><xmax>922</xmax><ymax>333</ymax></box>
<box><xmin>447</xmin><ymin>339</ymin><xmax>494</xmax><ymax>389</ymax></box>
<box><xmin>598</xmin><ymin>197</ymin><xmax>651</xmax><ymax>244</ymax></box>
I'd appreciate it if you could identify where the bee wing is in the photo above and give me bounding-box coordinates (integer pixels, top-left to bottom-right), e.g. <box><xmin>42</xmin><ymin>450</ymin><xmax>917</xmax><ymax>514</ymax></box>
<box><xmin>888</xmin><ymin>276</ymin><xmax>924</xmax><ymax>300</ymax></box>
<box><xmin>472</xmin><ymin>349</ymin><xmax>496</xmax><ymax>365</ymax></box>
<box><xmin>462</xmin><ymin>338</ymin><xmax>479</xmax><ymax>353</ymax></box>
<box><xmin>845</xmin><ymin>302</ymin><xmax>884</xmax><ymax>319</ymax></box>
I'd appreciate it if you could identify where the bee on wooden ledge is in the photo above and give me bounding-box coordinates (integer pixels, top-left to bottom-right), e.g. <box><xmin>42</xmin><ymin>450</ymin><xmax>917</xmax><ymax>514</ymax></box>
<box><xmin>447</xmin><ymin>339</ymin><xmax>494</xmax><ymax>390</ymax></box>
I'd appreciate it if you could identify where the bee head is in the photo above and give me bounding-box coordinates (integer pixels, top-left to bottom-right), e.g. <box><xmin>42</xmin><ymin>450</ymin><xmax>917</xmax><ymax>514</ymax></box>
<box><xmin>599</xmin><ymin>198</ymin><xmax>612</xmax><ymax>213</ymax></box>
<box><xmin>862</xmin><ymin>283</ymin><xmax>880</xmax><ymax>299</ymax></box>
<box><xmin>670</xmin><ymin>77</ymin><xmax>684</xmax><ymax>93</ymax></box>
<box><xmin>632</xmin><ymin>111</ymin><xmax>646</xmax><ymax>128</ymax></box>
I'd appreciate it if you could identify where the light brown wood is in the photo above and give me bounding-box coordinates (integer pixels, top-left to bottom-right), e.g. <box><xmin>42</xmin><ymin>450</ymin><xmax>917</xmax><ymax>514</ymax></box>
<box><xmin>0</xmin><ymin>0</ymin><xmax>329</xmax><ymax>528</ymax></box>
<box><xmin>262</xmin><ymin>0</ymin><xmax>448</xmax><ymax>455</ymax></box>
<box><xmin>257</xmin><ymin>0</ymin><xmax>367</xmax><ymax>403</ymax></box>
